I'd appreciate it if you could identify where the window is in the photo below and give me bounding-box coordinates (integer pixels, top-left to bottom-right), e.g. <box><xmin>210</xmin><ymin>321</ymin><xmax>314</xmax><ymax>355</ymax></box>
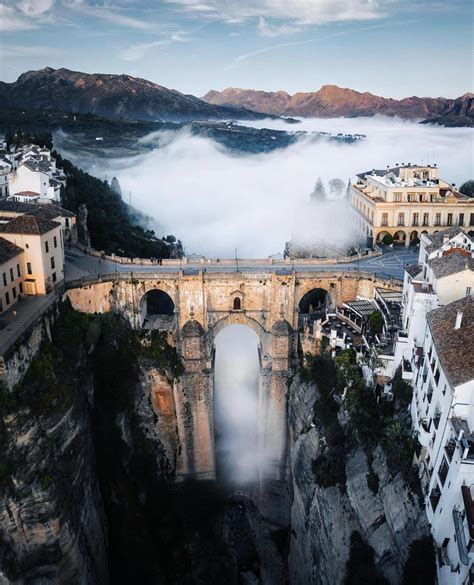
<box><xmin>54</xmin><ymin>236</ymin><xmax>57</xmax><ymax>248</ymax></box>
<box><xmin>19</xmin><ymin>282</ymin><xmax>23</xmax><ymax>294</ymax></box>
<box><xmin>233</xmin><ymin>297</ymin><xmax>241</xmax><ymax>310</ymax></box>
<box><xmin>65</xmin><ymin>218</ymin><xmax>70</xmax><ymax>228</ymax></box>
<box><xmin>447</xmin><ymin>213</ymin><xmax>453</xmax><ymax>227</ymax></box>
<box><xmin>16</xmin><ymin>264</ymin><xmax>20</xmax><ymax>277</ymax></box>
<box><xmin>51</xmin><ymin>257</ymin><xmax>55</xmax><ymax>270</ymax></box>
<box><xmin>394</xmin><ymin>193</ymin><xmax>402</xmax><ymax>202</ymax></box>
<box><xmin>27</xmin><ymin>262</ymin><xmax>32</xmax><ymax>275</ymax></box>
<box><xmin>423</xmin><ymin>212</ymin><xmax>429</xmax><ymax>226</ymax></box>
<box><xmin>2</xmin><ymin>272</ymin><xmax>6</xmax><ymax>286</ymax></box>
<box><xmin>412</xmin><ymin>213</ymin><xmax>419</xmax><ymax>226</ymax></box>
<box><xmin>397</xmin><ymin>213</ymin><xmax>405</xmax><ymax>226</ymax></box>
<box><xmin>435</xmin><ymin>213</ymin><xmax>441</xmax><ymax>226</ymax></box>
<box><xmin>467</xmin><ymin>287</ymin><xmax>472</xmax><ymax>295</ymax></box>
<box><xmin>45</xmin><ymin>240</ymin><xmax>49</xmax><ymax>253</ymax></box>
<box><xmin>459</xmin><ymin>213</ymin><xmax>464</xmax><ymax>226</ymax></box>
<box><xmin>438</xmin><ymin>458</ymin><xmax>449</xmax><ymax>486</ymax></box>
<box><xmin>12</xmin><ymin>287</ymin><xmax>16</xmax><ymax>299</ymax></box>
<box><xmin>9</xmin><ymin>268</ymin><xmax>13</xmax><ymax>282</ymax></box>
<box><xmin>470</xmin><ymin>213</ymin><xmax>474</xmax><ymax>226</ymax></box>
<box><xmin>5</xmin><ymin>292</ymin><xmax>9</xmax><ymax>306</ymax></box>
<box><xmin>381</xmin><ymin>213</ymin><xmax>388</xmax><ymax>226</ymax></box>
<box><xmin>52</xmin><ymin>272</ymin><xmax>57</xmax><ymax>283</ymax></box>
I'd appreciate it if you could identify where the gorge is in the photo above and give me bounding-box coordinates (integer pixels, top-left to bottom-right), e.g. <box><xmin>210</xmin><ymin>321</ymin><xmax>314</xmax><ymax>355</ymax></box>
<box><xmin>0</xmin><ymin>267</ymin><xmax>433</xmax><ymax>584</ymax></box>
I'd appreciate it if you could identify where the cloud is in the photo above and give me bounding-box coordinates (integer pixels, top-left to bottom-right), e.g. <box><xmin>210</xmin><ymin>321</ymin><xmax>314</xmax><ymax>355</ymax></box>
<box><xmin>167</xmin><ymin>0</ymin><xmax>385</xmax><ymax>26</ymax></box>
<box><xmin>0</xmin><ymin>4</ymin><xmax>37</xmax><ymax>31</ymax></box>
<box><xmin>17</xmin><ymin>0</ymin><xmax>55</xmax><ymax>16</ymax></box>
<box><xmin>257</xmin><ymin>16</ymin><xmax>301</xmax><ymax>38</ymax></box>
<box><xmin>232</xmin><ymin>21</ymin><xmax>411</xmax><ymax>64</ymax></box>
<box><xmin>119</xmin><ymin>32</ymin><xmax>190</xmax><ymax>61</ymax></box>
<box><xmin>64</xmin><ymin>0</ymin><xmax>155</xmax><ymax>30</ymax></box>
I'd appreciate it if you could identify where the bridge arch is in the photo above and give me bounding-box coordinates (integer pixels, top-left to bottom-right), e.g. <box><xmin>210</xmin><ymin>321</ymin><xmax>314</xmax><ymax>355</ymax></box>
<box><xmin>209</xmin><ymin>313</ymin><xmax>268</xmax><ymax>349</ymax></box>
<box><xmin>139</xmin><ymin>288</ymin><xmax>175</xmax><ymax>327</ymax></box>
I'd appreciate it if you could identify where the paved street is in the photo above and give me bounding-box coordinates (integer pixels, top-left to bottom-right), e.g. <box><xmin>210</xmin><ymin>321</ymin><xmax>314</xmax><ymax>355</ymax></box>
<box><xmin>65</xmin><ymin>247</ymin><xmax>419</xmax><ymax>281</ymax></box>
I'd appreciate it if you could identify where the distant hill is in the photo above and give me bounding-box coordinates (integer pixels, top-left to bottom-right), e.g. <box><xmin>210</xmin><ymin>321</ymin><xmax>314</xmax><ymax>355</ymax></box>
<box><xmin>0</xmin><ymin>67</ymin><xmax>267</xmax><ymax>122</ymax></box>
<box><xmin>202</xmin><ymin>85</ymin><xmax>474</xmax><ymax>127</ymax></box>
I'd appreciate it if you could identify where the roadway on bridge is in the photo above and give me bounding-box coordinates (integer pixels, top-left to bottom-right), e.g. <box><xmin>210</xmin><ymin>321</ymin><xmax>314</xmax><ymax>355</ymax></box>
<box><xmin>64</xmin><ymin>247</ymin><xmax>418</xmax><ymax>282</ymax></box>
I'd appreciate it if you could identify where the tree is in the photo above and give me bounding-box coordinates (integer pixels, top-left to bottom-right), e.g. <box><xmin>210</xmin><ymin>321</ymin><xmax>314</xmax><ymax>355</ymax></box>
<box><xmin>311</xmin><ymin>177</ymin><xmax>326</xmax><ymax>202</ymax></box>
<box><xmin>460</xmin><ymin>180</ymin><xmax>474</xmax><ymax>198</ymax></box>
<box><xmin>4</xmin><ymin>129</ymin><xmax>14</xmax><ymax>150</ymax></box>
<box><xmin>368</xmin><ymin>311</ymin><xmax>384</xmax><ymax>335</ymax></box>
<box><xmin>382</xmin><ymin>233</ymin><xmax>393</xmax><ymax>246</ymax></box>
<box><xmin>403</xmin><ymin>537</ymin><xmax>436</xmax><ymax>585</ymax></box>
<box><xmin>329</xmin><ymin>178</ymin><xmax>345</xmax><ymax>198</ymax></box>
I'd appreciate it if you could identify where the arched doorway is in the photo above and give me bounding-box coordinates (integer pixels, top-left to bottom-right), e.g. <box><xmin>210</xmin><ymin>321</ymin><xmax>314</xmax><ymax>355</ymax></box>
<box><xmin>393</xmin><ymin>230</ymin><xmax>407</xmax><ymax>245</ymax></box>
<box><xmin>410</xmin><ymin>230</ymin><xmax>419</xmax><ymax>245</ymax></box>
<box><xmin>298</xmin><ymin>288</ymin><xmax>330</xmax><ymax>327</ymax></box>
<box><xmin>213</xmin><ymin>324</ymin><xmax>261</xmax><ymax>484</ymax></box>
<box><xmin>140</xmin><ymin>289</ymin><xmax>175</xmax><ymax>328</ymax></box>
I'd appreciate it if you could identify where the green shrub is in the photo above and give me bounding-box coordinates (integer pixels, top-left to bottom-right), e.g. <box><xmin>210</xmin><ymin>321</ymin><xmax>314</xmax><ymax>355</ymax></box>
<box><xmin>382</xmin><ymin>234</ymin><xmax>393</xmax><ymax>245</ymax></box>
<box><xmin>344</xmin><ymin>531</ymin><xmax>389</xmax><ymax>584</ymax></box>
<box><xmin>312</xmin><ymin>451</ymin><xmax>346</xmax><ymax>488</ymax></box>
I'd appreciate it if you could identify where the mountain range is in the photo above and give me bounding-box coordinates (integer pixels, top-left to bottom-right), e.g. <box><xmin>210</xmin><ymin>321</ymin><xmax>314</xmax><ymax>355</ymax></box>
<box><xmin>0</xmin><ymin>68</ymin><xmax>472</xmax><ymax>127</ymax></box>
<box><xmin>203</xmin><ymin>85</ymin><xmax>474</xmax><ymax>127</ymax></box>
<box><xmin>0</xmin><ymin>67</ymin><xmax>265</xmax><ymax>122</ymax></box>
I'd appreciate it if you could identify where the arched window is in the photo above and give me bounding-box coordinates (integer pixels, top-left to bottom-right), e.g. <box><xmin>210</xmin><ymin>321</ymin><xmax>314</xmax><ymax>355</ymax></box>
<box><xmin>233</xmin><ymin>297</ymin><xmax>241</xmax><ymax>310</ymax></box>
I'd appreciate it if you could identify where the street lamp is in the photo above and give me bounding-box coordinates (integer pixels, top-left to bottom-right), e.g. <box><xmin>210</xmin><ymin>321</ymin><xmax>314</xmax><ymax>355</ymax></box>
<box><xmin>235</xmin><ymin>248</ymin><xmax>239</xmax><ymax>272</ymax></box>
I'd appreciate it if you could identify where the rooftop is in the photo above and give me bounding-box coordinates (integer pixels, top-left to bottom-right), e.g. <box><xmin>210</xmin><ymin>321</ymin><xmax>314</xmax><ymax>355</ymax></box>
<box><xmin>405</xmin><ymin>263</ymin><xmax>422</xmax><ymax>278</ymax></box>
<box><xmin>0</xmin><ymin>237</ymin><xmax>23</xmax><ymax>264</ymax></box>
<box><xmin>429</xmin><ymin>252</ymin><xmax>474</xmax><ymax>279</ymax></box>
<box><xmin>14</xmin><ymin>191</ymin><xmax>40</xmax><ymax>198</ymax></box>
<box><xmin>424</xmin><ymin>226</ymin><xmax>465</xmax><ymax>247</ymax></box>
<box><xmin>427</xmin><ymin>296</ymin><xmax>474</xmax><ymax>387</ymax></box>
<box><xmin>0</xmin><ymin>214</ymin><xmax>60</xmax><ymax>236</ymax></box>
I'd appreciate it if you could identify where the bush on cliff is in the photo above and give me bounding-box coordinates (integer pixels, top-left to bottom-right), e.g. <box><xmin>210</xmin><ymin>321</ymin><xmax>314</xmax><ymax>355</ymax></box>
<box><xmin>403</xmin><ymin>537</ymin><xmax>436</xmax><ymax>585</ymax></box>
<box><xmin>344</xmin><ymin>531</ymin><xmax>389</xmax><ymax>585</ymax></box>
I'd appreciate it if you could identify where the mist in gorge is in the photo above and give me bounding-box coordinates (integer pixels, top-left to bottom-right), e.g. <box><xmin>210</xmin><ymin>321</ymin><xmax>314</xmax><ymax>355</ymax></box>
<box><xmin>214</xmin><ymin>325</ymin><xmax>261</xmax><ymax>485</ymax></box>
<box><xmin>55</xmin><ymin>116</ymin><xmax>473</xmax><ymax>258</ymax></box>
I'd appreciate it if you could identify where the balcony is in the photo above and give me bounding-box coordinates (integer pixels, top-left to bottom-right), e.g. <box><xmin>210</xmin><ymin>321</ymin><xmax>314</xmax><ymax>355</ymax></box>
<box><xmin>461</xmin><ymin>485</ymin><xmax>474</xmax><ymax>541</ymax></box>
<box><xmin>453</xmin><ymin>506</ymin><xmax>470</xmax><ymax>566</ymax></box>
<box><xmin>451</xmin><ymin>417</ymin><xmax>474</xmax><ymax>462</ymax></box>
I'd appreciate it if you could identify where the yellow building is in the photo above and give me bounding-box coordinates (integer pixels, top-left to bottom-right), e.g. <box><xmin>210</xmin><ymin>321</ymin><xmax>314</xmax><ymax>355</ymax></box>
<box><xmin>0</xmin><ymin>215</ymin><xmax>64</xmax><ymax>295</ymax></box>
<box><xmin>0</xmin><ymin>237</ymin><xmax>24</xmax><ymax>313</ymax></box>
<box><xmin>351</xmin><ymin>164</ymin><xmax>474</xmax><ymax>246</ymax></box>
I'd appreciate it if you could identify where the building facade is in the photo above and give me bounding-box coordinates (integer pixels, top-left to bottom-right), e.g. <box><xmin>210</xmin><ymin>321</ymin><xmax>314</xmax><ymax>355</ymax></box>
<box><xmin>351</xmin><ymin>165</ymin><xmax>474</xmax><ymax>247</ymax></box>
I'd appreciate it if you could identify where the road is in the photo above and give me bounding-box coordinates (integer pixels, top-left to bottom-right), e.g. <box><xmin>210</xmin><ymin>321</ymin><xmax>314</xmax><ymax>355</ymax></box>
<box><xmin>64</xmin><ymin>247</ymin><xmax>418</xmax><ymax>282</ymax></box>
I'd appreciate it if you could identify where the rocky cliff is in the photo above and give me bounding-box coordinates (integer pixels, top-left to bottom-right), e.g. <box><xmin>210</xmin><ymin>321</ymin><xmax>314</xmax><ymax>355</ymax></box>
<box><xmin>0</xmin><ymin>68</ymin><xmax>265</xmax><ymax>122</ymax></box>
<box><xmin>203</xmin><ymin>86</ymin><xmax>474</xmax><ymax>127</ymax></box>
<box><xmin>287</xmin><ymin>373</ymin><xmax>431</xmax><ymax>584</ymax></box>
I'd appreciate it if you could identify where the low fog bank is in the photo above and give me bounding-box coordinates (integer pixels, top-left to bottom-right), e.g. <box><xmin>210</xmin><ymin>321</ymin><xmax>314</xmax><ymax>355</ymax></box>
<box><xmin>214</xmin><ymin>325</ymin><xmax>260</xmax><ymax>484</ymax></box>
<box><xmin>62</xmin><ymin>117</ymin><xmax>473</xmax><ymax>258</ymax></box>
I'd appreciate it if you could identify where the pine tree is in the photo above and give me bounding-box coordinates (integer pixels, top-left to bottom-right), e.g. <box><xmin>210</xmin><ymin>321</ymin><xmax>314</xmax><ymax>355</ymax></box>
<box><xmin>311</xmin><ymin>177</ymin><xmax>326</xmax><ymax>202</ymax></box>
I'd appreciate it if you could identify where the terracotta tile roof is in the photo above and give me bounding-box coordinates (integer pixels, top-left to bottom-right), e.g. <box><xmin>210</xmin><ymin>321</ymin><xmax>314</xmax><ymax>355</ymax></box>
<box><xmin>32</xmin><ymin>204</ymin><xmax>75</xmax><ymax>220</ymax></box>
<box><xmin>0</xmin><ymin>214</ymin><xmax>60</xmax><ymax>235</ymax></box>
<box><xmin>427</xmin><ymin>296</ymin><xmax>474</xmax><ymax>387</ymax></box>
<box><xmin>14</xmin><ymin>191</ymin><xmax>40</xmax><ymax>198</ymax></box>
<box><xmin>0</xmin><ymin>237</ymin><xmax>23</xmax><ymax>264</ymax></box>
<box><xmin>429</xmin><ymin>252</ymin><xmax>474</xmax><ymax>279</ymax></box>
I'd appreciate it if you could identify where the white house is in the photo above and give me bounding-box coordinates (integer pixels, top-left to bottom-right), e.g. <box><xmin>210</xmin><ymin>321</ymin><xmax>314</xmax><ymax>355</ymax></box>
<box><xmin>412</xmin><ymin>297</ymin><xmax>474</xmax><ymax>584</ymax></box>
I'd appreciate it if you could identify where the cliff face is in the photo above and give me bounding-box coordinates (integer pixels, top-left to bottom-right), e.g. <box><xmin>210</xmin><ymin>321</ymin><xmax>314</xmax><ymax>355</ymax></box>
<box><xmin>203</xmin><ymin>86</ymin><xmax>474</xmax><ymax>126</ymax></box>
<box><xmin>0</xmin><ymin>376</ymin><xmax>108</xmax><ymax>585</ymax></box>
<box><xmin>287</xmin><ymin>376</ymin><xmax>429</xmax><ymax>584</ymax></box>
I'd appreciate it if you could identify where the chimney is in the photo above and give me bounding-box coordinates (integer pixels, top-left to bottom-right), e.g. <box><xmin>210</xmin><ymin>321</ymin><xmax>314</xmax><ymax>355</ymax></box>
<box><xmin>455</xmin><ymin>310</ymin><xmax>463</xmax><ymax>330</ymax></box>
<box><xmin>443</xmin><ymin>234</ymin><xmax>450</xmax><ymax>244</ymax></box>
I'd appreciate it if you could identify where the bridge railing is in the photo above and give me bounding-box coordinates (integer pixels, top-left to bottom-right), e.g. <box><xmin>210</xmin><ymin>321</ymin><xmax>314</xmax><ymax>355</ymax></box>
<box><xmin>74</xmin><ymin>242</ymin><xmax>383</xmax><ymax>268</ymax></box>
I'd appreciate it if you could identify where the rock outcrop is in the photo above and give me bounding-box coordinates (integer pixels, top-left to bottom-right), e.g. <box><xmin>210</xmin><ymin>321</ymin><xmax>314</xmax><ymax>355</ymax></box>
<box><xmin>287</xmin><ymin>376</ymin><xmax>429</xmax><ymax>584</ymax></box>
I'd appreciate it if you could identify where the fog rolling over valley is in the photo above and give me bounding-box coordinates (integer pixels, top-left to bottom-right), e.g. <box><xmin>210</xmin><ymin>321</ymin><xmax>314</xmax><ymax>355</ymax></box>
<box><xmin>58</xmin><ymin>116</ymin><xmax>473</xmax><ymax>258</ymax></box>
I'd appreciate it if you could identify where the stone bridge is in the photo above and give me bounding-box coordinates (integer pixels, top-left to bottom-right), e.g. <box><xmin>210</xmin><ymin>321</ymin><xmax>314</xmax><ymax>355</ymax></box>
<box><xmin>65</xmin><ymin>269</ymin><xmax>401</xmax><ymax>481</ymax></box>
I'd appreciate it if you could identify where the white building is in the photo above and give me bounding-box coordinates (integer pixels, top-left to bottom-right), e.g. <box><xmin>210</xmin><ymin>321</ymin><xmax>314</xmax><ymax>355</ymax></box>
<box><xmin>6</xmin><ymin>144</ymin><xmax>66</xmax><ymax>203</ymax></box>
<box><xmin>394</xmin><ymin>228</ymin><xmax>474</xmax><ymax>375</ymax></box>
<box><xmin>412</xmin><ymin>297</ymin><xmax>474</xmax><ymax>584</ymax></box>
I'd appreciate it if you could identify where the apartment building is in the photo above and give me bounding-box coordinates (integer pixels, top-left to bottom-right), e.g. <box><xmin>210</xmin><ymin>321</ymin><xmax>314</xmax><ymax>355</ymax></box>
<box><xmin>351</xmin><ymin>164</ymin><xmax>474</xmax><ymax>247</ymax></box>
<box><xmin>0</xmin><ymin>215</ymin><xmax>64</xmax><ymax>295</ymax></box>
<box><xmin>0</xmin><ymin>237</ymin><xmax>25</xmax><ymax>313</ymax></box>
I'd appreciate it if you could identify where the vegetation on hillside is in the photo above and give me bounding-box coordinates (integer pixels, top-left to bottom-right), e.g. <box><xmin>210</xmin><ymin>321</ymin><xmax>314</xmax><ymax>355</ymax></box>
<box><xmin>3</xmin><ymin>128</ymin><xmax>183</xmax><ymax>259</ymax></box>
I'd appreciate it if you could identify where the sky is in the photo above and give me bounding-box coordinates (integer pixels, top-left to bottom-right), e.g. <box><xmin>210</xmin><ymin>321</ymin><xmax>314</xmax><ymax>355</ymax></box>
<box><xmin>0</xmin><ymin>0</ymin><xmax>473</xmax><ymax>98</ymax></box>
